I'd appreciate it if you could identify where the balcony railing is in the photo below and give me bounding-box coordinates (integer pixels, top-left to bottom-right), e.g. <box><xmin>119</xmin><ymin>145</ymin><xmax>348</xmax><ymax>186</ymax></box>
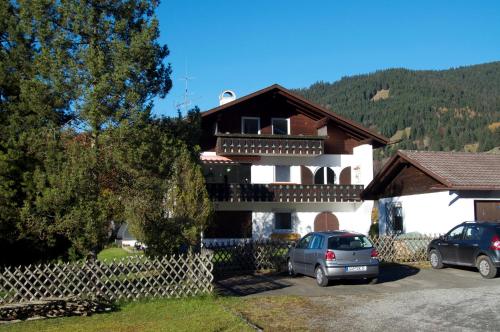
<box><xmin>206</xmin><ymin>183</ymin><xmax>364</xmax><ymax>203</ymax></box>
<box><xmin>215</xmin><ymin>133</ymin><xmax>325</xmax><ymax>156</ymax></box>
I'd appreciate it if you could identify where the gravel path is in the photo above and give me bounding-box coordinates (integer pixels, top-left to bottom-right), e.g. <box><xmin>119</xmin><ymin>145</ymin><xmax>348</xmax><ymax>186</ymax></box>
<box><xmin>312</xmin><ymin>284</ymin><xmax>500</xmax><ymax>331</ymax></box>
<box><xmin>217</xmin><ymin>266</ymin><xmax>500</xmax><ymax>331</ymax></box>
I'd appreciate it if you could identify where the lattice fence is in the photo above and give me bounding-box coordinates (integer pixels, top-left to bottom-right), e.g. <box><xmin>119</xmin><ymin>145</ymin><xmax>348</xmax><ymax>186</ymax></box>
<box><xmin>204</xmin><ymin>240</ymin><xmax>291</xmax><ymax>275</ymax></box>
<box><xmin>370</xmin><ymin>234</ymin><xmax>438</xmax><ymax>263</ymax></box>
<box><xmin>0</xmin><ymin>254</ymin><xmax>214</xmax><ymax>304</ymax></box>
<box><xmin>204</xmin><ymin>234</ymin><xmax>438</xmax><ymax>276</ymax></box>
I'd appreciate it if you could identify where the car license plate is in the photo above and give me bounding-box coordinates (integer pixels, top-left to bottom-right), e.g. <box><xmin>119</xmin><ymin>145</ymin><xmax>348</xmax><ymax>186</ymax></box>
<box><xmin>346</xmin><ymin>266</ymin><xmax>367</xmax><ymax>272</ymax></box>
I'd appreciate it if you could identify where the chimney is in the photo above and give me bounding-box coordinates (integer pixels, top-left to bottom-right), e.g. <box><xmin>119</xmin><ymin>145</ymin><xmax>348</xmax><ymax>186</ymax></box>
<box><xmin>219</xmin><ymin>90</ymin><xmax>236</xmax><ymax>105</ymax></box>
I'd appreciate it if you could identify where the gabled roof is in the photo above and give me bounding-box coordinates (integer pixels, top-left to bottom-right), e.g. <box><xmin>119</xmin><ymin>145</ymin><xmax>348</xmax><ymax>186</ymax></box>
<box><xmin>362</xmin><ymin>150</ymin><xmax>500</xmax><ymax>199</ymax></box>
<box><xmin>202</xmin><ymin>84</ymin><xmax>389</xmax><ymax>147</ymax></box>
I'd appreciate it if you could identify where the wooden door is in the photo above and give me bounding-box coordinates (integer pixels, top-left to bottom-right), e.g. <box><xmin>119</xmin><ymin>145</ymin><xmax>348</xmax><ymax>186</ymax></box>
<box><xmin>474</xmin><ymin>201</ymin><xmax>500</xmax><ymax>222</ymax></box>
<box><xmin>314</xmin><ymin>212</ymin><xmax>339</xmax><ymax>232</ymax></box>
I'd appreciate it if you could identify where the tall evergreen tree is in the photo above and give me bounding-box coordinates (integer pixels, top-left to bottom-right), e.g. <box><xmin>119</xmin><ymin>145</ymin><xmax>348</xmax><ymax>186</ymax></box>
<box><xmin>0</xmin><ymin>0</ymin><xmax>75</xmax><ymax>263</ymax></box>
<box><xmin>24</xmin><ymin>0</ymin><xmax>172</xmax><ymax>258</ymax></box>
<box><xmin>1</xmin><ymin>1</ymin><xmax>213</xmax><ymax>263</ymax></box>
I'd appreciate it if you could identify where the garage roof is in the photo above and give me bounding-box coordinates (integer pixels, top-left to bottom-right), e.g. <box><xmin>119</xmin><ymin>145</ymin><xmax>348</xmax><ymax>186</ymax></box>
<box><xmin>362</xmin><ymin>150</ymin><xmax>500</xmax><ymax>199</ymax></box>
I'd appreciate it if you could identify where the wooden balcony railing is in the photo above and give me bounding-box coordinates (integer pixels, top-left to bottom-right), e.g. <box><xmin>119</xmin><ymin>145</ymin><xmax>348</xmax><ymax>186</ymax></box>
<box><xmin>215</xmin><ymin>133</ymin><xmax>325</xmax><ymax>156</ymax></box>
<box><xmin>206</xmin><ymin>183</ymin><xmax>364</xmax><ymax>203</ymax></box>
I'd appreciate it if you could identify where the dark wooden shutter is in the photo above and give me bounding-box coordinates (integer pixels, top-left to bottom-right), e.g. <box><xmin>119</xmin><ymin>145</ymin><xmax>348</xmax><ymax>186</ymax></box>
<box><xmin>301</xmin><ymin>166</ymin><xmax>313</xmax><ymax>185</ymax></box>
<box><xmin>339</xmin><ymin>166</ymin><xmax>351</xmax><ymax>185</ymax></box>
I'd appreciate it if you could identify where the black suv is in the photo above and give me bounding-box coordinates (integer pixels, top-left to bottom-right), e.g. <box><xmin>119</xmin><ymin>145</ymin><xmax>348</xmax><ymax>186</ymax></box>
<box><xmin>428</xmin><ymin>221</ymin><xmax>500</xmax><ymax>278</ymax></box>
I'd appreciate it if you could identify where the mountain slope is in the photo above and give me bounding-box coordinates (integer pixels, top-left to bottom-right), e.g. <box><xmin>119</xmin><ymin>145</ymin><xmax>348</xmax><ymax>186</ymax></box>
<box><xmin>295</xmin><ymin>62</ymin><xmax>500</xmax><ymax>157</ymax></box>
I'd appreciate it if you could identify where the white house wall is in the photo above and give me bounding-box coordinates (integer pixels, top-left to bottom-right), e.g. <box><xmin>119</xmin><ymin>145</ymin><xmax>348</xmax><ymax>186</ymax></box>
<box><xmin>202</xmin><ymin>144</ymin><xmax>376</xmax><ymax>240</ymax></box>
<box><xmin>352</xmin><ymin>144</ymin><xmax>373</xmax><ymax>186</ymax></box>
<box><xmin>250</xmin><ymin>165</ymin><xmax>275</xmax><ymax>183</ymax></box>
<box><xmin>378</xmin><ymin>191</ymin><xmax>499</xmax><ymax>235</ymax></box>
<box><xmin>250</xmin><ymin>145</ymin><xmax>373</xmax><ymax>185</ymax></box>
<box><xmin>251</xmin><ymin>201</ymin><xmax>374</xmax><ymax>239</ymax></box>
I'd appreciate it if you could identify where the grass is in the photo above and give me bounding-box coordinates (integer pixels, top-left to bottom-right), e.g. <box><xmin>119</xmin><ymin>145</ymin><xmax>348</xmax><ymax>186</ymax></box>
<box><xmin>0</xmin><ymin>294</ymin><xmax>327</xmax><ymax>331</ymax></box>
<box><xmin>97</xmin><ymin>247</ymin><xmax>142</xmax><ymax>261</ymax></box>
<box><xmin>1</xmin><ymin>296</ymin><xmax>252</xmax><ymax>332</ymax></box>
<box><xmin>222</xmin><ymin>295</ymin><xmax>327</xmax><ymax>331</ymax></box>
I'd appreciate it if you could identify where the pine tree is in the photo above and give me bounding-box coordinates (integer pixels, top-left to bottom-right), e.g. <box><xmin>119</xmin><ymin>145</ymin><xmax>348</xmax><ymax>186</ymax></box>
<box><xmin>124</xmin><ymin>136</ymin><xmax>213</xmax><ymax>257</ymax></box>
<box><xmin>0</xmin><ymin>0</ymin><xmax>75</xmax><ymax>264</ymax></box>
<box><xmin>15</xmin><ymin>0</ymin><xmax>173</xmax><ymax>259</ymax></box>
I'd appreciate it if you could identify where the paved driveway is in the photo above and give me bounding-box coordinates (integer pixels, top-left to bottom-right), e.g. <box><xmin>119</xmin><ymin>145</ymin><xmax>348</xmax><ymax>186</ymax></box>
<box><xmin>216</xmin><ymin>265</ymin><xmax>500</xmax><ymax>331</ymax></box>
<box><xmin>216</xmin><ymin>264</ymin><xmax>497</xmax><ymax>297</ymax></box>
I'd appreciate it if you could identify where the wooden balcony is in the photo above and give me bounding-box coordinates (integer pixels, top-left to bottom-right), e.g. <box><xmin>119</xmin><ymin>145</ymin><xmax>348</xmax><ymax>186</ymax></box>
<box><xmin>206</xmin><ymin>183</ymin><xmax>364</xmax><ymax>203</ymax></box>
<box><xmin>215</xmin><ymin>133</ymin><xmax>325</xmax><ymax>156</ymax></box>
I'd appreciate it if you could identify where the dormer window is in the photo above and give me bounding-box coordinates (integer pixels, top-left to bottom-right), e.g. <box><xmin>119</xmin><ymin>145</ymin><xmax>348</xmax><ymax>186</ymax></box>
<box><xmin>272</xmin><ymin>118</ymin><xmax>289</xmax><ymax>135</ymax></box>
<box><xmin>242</xmin><ymin>117</ymin><xmax>260</xmax><ymax>134</ymax></box>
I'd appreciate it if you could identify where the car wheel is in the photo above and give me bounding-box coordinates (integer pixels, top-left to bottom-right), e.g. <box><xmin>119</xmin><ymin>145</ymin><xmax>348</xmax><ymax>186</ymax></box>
<box><xmin>477</xmin><ymin>256</ymin><xmax>497</xmax><ymax>279</ymax></box>
<box><xmin>287</xmin><ymin>259</ymin><xmax>296</xmax><ymax>277</ymax></box>
<box><xmin>429</xmin><ymin>249</ymin><xmax>444</xmax><ymax>269</ymax></box>
<box><xmin>315</xmin><ymin>266</ymin><xmax>329</xmax><ymax>287</ymax></box>
<box><xmin>367</xmin><ymin>277</ymin><xmax>378</xmax><ymax>284</ymax></box>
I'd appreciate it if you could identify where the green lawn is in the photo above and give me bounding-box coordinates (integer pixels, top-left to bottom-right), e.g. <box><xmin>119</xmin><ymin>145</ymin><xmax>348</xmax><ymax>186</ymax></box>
<box><xmin>97</xmin><ymin>247</ymin><xmax>142</xmax><ymax>261</ymax></box>
<box><xmin>1</xmin><ymin>297</ymin><xmax>252</xmax><ymax>332</ymax></box>
<box><xmin>0</xmin><ymin>295</ymin><xmax>327</xmax><ymax>331</ymax></box>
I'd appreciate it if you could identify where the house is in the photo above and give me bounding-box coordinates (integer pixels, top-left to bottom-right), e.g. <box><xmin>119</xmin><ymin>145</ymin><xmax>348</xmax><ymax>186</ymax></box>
<box><xmin>199</xmin><ymin>84</ymin><xmax>389</xmax><ymax>242</ymax></box>
<box><xmin>361</xmin><ymin>150</ymin><xmax>500</xmax><ymax>235</ymax></box>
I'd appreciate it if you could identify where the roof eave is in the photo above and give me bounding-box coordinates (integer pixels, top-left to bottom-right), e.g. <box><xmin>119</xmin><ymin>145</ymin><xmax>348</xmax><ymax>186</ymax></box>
<box><xmin>201</xmin><ymin>84</ymin><xmax>389</xmax><ymax>146</ymax></box>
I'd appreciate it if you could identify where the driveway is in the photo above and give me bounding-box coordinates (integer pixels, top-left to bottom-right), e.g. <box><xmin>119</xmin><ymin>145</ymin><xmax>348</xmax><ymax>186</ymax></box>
<box><xmin>216</xmin><ymin>264</ymin><xmax>497</xmax><ymax>297</ymax></box>
<box><xmin>216</xmin><ymin>265</ymin><xmax>500</xmax><ymax>331</ymax></box>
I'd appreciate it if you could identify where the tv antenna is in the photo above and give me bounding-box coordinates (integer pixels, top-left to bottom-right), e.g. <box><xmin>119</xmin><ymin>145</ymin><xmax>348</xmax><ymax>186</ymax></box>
<box><xmin>175</xmin><ymin>61</ymin><xmax>197</xmax><ymax>113</ymax></box>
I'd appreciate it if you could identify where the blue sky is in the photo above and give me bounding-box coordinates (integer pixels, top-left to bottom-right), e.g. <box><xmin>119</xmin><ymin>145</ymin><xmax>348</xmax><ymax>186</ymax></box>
<box><xmin>154</xmin><ymin>0</ymin><xmax>500</xmax><ymax>116</ymax></box>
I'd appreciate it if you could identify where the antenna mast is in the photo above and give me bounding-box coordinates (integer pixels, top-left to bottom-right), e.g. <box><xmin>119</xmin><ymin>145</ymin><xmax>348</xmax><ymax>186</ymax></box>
<box><xmin>176</xmin><ymin>61</ymin><xmax>195</xmax><ymax>114</ymax></box>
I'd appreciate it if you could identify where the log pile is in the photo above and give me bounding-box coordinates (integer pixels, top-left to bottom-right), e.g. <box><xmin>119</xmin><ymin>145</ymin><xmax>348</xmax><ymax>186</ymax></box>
<box><xmin>0</xmin><ymin>297</ymin><xmax>114</xmax><ymax>322</ymax></box>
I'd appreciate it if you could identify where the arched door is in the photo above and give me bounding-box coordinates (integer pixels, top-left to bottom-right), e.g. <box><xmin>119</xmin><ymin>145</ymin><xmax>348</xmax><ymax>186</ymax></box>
<box><xmin>314</xmin><ymin>212</ymin><xmax>339</xmax><ymax>232</ymax></box>
<box><xmin>339</xmin><ymin>166</ymin><xmax>351</xmax><ymax>185</ymax></box>
<box><xmin>314</xmin><ymin>167</ymin><xmax>335</xmax><ymax>184</ymax></box>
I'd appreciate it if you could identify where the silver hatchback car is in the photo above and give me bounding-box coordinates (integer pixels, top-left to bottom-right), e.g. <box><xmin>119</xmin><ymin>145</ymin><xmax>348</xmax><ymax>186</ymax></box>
<box><xmin>287</xmin><ymin>231</ymin><xmax>379</xmax><ymax>286</ymax></box>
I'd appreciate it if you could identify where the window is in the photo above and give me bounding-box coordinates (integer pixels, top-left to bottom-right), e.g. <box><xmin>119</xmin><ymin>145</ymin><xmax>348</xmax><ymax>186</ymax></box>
<box><xmin>314</xmin><ymin>167</ymin><xmax>335</xmax><ymax>184</ymax></box>
<box><xmin>275</xmin><ymin>213</ymin><xmax>292</xmax><ymax>231</ymax></box>
<box><xmin>464</xmin><ymin>225</ymin><xmax>484</xmax><ymax>241</ymax></box>
<box><xmin>202</xmin><ymin>164</ymin><xmax>251</xmax><ymax>183</ymax></box>
<box><xmin>447</xmin><ymin>226</ymin><xmax>465</xmax><ymax>240</ymax></box>
<box><xmin>297</xmin><ymin>234</ymin><xmax>313</xmax><ymax>249</ymax></box>
<box><xmin>275</xmin><ymin>165</ymin><xmax>290</xmax><ymax>182</ymax></box>
<box><xmin>386</xmin><ymin>202</ymin><xmax>403</xmax><ymax>234</ymax></box>
<box><xmin>242</xmin><ymin>117</ymin><xmax>260</xmax><ymax>134</ymax></box>
<box><xmin>309</xmin><ymin>235</ymin><xmax>324</xmax><ymax>249</ymax></box>
<box><xmin>272</xmin><ymin>118</ymin><xmax>289</xmax><ymax>135</ymax></box>
<box><xmin>393</xmin><ymin>204</ymin><xmax>403</xmax><ymax>233</ymax></box>
<box><xmin>328</xmin><ymin>235</ymin><xmax>373</xmax><ymax>250</ymax></box>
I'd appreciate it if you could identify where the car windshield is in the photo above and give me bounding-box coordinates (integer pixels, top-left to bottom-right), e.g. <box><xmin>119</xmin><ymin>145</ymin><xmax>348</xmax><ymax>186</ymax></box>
<box><xmin>328</xmin><ymin>234</ymin><xmax>373</xmax><ymax>250</ymax></box>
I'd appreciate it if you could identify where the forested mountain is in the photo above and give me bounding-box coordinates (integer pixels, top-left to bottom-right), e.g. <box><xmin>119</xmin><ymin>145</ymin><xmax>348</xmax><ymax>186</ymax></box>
<box><xmin>295</xmin><ymin>62</ymin><xmax>500</xmax><ymax>158</ymax></box>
